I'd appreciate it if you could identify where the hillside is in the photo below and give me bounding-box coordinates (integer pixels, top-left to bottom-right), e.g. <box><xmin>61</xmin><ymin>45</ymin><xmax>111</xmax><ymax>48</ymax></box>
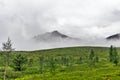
<box><xmin>0</xmin><ymin>46</ymin><xmax>120</xmax><ymax>80</ymax></box>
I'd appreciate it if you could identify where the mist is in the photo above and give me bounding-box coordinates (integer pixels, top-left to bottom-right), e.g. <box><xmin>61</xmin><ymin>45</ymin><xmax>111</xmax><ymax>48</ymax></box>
<box><xmin>0</xmin><ymin>0</ymin><xmax>120</xmax><ymax>50</ymax></box>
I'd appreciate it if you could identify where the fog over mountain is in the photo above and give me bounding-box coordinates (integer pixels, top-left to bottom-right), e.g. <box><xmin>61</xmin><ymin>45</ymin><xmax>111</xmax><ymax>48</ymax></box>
<box><xmin>0</xmin><ymin>0</ymin><xmax>120</xmax><ymax>50</ymax></box>
<box><xmin>106</xmin><ymin>33</ymin><xmax>120</xmax><ymax>40</ymax></box>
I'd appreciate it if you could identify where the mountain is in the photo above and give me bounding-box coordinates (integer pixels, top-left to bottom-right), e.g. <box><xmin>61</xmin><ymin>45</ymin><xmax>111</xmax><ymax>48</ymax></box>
<box><xmin>106</xmin><ymin>33</ymin><xmax>120</xmax><ymax>40</ymax></box>
<box><xmin>33</xmin><ymin>30</ymin><xmax>80</xmax><ymax>42</ymax></box>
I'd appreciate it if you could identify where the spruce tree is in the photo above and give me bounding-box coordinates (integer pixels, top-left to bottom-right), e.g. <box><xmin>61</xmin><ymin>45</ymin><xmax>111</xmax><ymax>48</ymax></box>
<box><xmin>109</xmin><ymin>45</ymin><xmax>119</xmax><ymax>66</ymax></box>
<box><xmin>113</xmin><ymin>47</ymin><xmax>119</xmax><ymax>66</ymax></box>
<box><xmin>12</xmin><ymin>54</ymin><xmax>27</xmax><ymax>71</ymax></box>
<box><xmin>77</xmin><ymin>57</ymin><xmax>82</xmax><ymax>64</ymax></box>
<box><xmin>49</xmin><ymin>58</ymin><xmax>56</xmax><ymax>75</ymax></box>
<box><xmin>39</xmin><ymin>56</ymin><xmax>44</xmax><ymax>74</ymax></box>
<box><xmin>2</xmin><ymin>37</ymin><xmax>14</xmax><ymax>66</ymax></box>
<box><xmin>95</xmin><ymin>56</ymin><xmax>99</xmax><ymax>63</ymax></box>
<box><xmin>109</xmin><ymin>45</ymin><xmax>113</xmax><ymax>62</ymax></box>
<box><xmin>89</xmin><ymin>49</ymin><xmax>94</xmax><ymax>60</ymax></box>
<box><xmin>2</xmin><ymin>37</ymin><xmax>14</xmax><ymax>80</ymax></box>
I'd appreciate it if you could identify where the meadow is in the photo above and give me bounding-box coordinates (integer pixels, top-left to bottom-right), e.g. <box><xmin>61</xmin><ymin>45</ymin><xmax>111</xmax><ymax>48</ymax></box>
<box><xmin>0</xmin><ymin>46</ymin><xmax>120</xmax><ymax>80</ymax></box>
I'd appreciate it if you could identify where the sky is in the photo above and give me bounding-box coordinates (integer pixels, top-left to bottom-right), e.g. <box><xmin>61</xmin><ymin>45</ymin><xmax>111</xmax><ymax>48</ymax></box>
<box><xmin>0</xmin><ymin>0</ymin><xmax>120</xmax><ymax>50</ymax></box>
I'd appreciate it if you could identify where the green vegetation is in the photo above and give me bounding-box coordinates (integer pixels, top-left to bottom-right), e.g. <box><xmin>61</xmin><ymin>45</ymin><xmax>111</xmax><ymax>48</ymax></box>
<box><xmin>109</xmin><ymin>45</ymin><xmax>119</xmax><ymax>66</ymax></box>
<box><xmin>12</xmin><ymin>54</ymin><xmax>28</xmax><ymax>71</ymax></box>
<box><xmin>0</xmin><ymin>38</ymin><xmax>120</xmax><ymax>80</ymax></box>
<box><xmin>0</xmin><ymin>46</ymin><xmax>119</xmax><ymax>80</ymax></box>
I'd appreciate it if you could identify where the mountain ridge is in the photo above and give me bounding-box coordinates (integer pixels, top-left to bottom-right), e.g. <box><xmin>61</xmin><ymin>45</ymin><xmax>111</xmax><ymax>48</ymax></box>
<box><xmin>33</xmin><ymin>30</ymin><xmax>80</xmax><ymax>42</ymax></box>
<box><xmin>106</xmin><ymin>33</ymin><xmax>120</xmax><ymax>40</ymax></box>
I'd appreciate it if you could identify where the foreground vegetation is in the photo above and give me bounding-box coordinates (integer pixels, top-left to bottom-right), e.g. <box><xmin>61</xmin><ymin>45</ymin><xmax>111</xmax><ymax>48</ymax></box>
<box><xmin>0</xmin><ymin>37</ymin><xmax>119</xmax><ymax>80</ymax></box>
<box><xmin>0</xmin><ymin>46</ymin><xmax>120</xmax><ymax>80</ymax></box>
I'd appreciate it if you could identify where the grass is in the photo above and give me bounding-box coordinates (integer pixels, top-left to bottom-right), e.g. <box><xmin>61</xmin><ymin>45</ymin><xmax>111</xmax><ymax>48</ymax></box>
<box><xmin>0</xmin><ymin>46</ymin><xmax>120</xmax><ymax>80</ymax></box>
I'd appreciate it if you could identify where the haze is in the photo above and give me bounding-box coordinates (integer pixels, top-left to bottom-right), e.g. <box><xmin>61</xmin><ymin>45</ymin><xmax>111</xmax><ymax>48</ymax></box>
<box><xmin>0</xmin><ymin>0</ymin><xmax>120</xmax><ymax>50</ymax></box>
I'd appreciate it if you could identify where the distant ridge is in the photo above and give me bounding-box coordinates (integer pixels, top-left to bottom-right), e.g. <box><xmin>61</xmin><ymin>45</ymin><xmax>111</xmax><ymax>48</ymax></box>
<box><xmin>33</xmin><ymin>30</ymin><xmax>80</xmax><ymax>42</ymax></box>
<box><xmin>106</xmin><ymin>33</ymin><xmax>120</xmax><ymax>40</ymax></box>
<box><xmin>49</xmin><ymin>30</ymin><xmax>68</xmax><ymax>38</ymax></box>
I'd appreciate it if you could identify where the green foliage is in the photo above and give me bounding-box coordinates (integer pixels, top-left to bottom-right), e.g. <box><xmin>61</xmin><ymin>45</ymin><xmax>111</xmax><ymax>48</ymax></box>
<box><xmin>88</xmin><ymin>49</ymin><xmax>99</xmax><ymax>66</ymax></box>
<box><xmin>38</xmin><ymin>55</ymin><xmax>44</xmax><ymax>74</ymax></box>
<box><xmin>89</xmin><ymin>49</ymin><xmax>95</xmax><ymax>60</ymax></box>
<box><xmin>109</xmin><ymin>45</ymin><xmax>114</xmax><ymax>62</ymax></box>
<box><xmin>1</xmin><ymin>37</ymin><xmax>15</xmax><ymax>80</ymax></box>
<box><xmin>28</xmin><ymin>58</ymin><xmax>34</xmax><ymax>67</ymax></box>
<box><xmin>76</xmin><ymin>57</ymin><xmax>82</xmax><ymax>64</ymax></box>
<box><xmin>49</xmin><ymin>57</ymin><xmax>56</xmax><ymax>75</ymax></box>
<box><xmin>60</xmin><ymin>56</ymin><xmax>69</xmax><ymax>66</ymax></box>
<box><xmin>95</xmin><ymin>56</ymin><xmax>99</xmax><ymax>63</ymax></box>
<box><xmin>2</xmin><ymin>38</ymin><xmax>14</xmax><ymax>65</ymax></box>
<box><xmin>12</xmin><ymin>54</ymin><xmax>28</xmax><ymax>71</ymax></box>
<box><xmin>0</xmin><ymin>46</ymin><xmax>119</xmax><ymax>80</ymax></box>
<box><xmin>113</xmin><ymin>47</ymin><xmax>119</xmax><ymax>66</ymax></box>
<box><xmin>109</xmin><ymin>45</ymin><xmax>119</xmax><ymax>66</ymax></box>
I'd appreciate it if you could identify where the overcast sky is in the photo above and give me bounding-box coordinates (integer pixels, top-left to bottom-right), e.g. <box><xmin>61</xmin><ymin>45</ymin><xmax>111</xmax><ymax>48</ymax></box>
<box><xmin>0</xmin><ymin>0</ymin><xmax>120</xmax><ymax>50</ymax></box>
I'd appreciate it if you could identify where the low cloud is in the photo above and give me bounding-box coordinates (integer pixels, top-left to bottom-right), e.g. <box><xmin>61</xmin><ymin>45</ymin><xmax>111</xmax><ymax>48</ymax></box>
<box><xmin>0</xmin><ymin>0</ymin><xmax>120</xmax><ymax>50</ymax></box>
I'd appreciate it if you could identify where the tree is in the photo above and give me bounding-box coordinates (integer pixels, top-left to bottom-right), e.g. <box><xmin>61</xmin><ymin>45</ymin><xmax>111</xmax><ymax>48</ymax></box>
<box><xmin>109</xmin><ymin>45</ymin><xmax>113</xmax><ymax>62</ymax></box>
<box><xmin>113</xmin><ymin>47</ymin><xmax>119</xmax><ymax>66</ymax></box>
<box><xmin>61</xmin><ymin>56</ymin><xmax>69</xmax><ymax>66</ymax></box>
<box><xmin>114</xmin><ymin>57</ymin><xmax>119</xmax><ymax>66</ymax></box>
<box><xmin>39</xmin><ymin>56</ymin><xmax>44</xmax><ymax>74</ymax></box>
<box><xmin>12</xmin><ymin>54</ymin><xmax>27</xmax><ymax>71</ymax></box>
<box><xmin>2</xmin><ymin>37</ymin><xmax>14</xmax><ymax>66</ymax></box>
<box><xmin>88</xmin><ymin>49</ymin><xmax>99</xmax><ymax>66</ymax></box>
<box><xmin>89</xmin><ymin>49</ymin><xmax>94</xmax><ymax>60</ymax></box>
<box><xmin>49</xmin><ymin>58</ymin><xmax>56</xmax><ymax>75</ymax></box>
<box><xmin>2</xmin><ymin>37</ymin><xmax>14</xmax><ymax>80</ymax></box>
<box><xmin>77</xmin><ymin>57</ymin><xmax>82</xmax><ymax>64</ymax></box>
<box><xmin>95</xmin><ymin>56</ymin><xmax>99</xmax><ymax>63</ymax></box>
<box><xmin>109</xmin><ymin>45</ymin><xmax>119</xmax><ymax>66</ymax></box>
<box><xmin>28</xmin><ymin>58</ymin><xmax>34</xmax><ymax>67</ymax></box>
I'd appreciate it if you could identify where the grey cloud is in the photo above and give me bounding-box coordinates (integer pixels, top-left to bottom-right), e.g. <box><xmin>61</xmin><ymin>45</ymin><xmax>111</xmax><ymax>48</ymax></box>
<box><xmin>0</xmin><ymin>0</ymin><xmax>120</xmax><ymax>50</ymax></box>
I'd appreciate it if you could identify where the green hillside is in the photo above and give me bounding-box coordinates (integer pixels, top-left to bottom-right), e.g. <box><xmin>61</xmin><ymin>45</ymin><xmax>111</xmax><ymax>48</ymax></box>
<box><xmin>0</xmin><ymin>46</ymin><xmax>120</xmax><ymax>80</ymax></box>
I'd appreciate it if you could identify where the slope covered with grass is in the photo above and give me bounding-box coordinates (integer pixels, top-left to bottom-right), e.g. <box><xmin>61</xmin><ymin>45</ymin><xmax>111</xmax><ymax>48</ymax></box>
<box><xmin>0</xmin><ymin>46</ymin><xmax>120</xmax><ymax>80</ymax></box>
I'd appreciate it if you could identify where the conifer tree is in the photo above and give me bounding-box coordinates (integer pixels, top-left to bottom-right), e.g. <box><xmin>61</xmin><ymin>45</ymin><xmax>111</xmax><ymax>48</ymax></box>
<box><xmin>49</xmin><ymin>58</ymin><xmax>56</xmax><ymax>75</ymax></box>
<box><xmin>109</xmin><ymin>45</ymin><xmax>119</xmax><ymax>66</ymax></box>
<box><xmin>109</xmin><ymin>45</ymin><xmax>113</xmax><ymax>62</ymax></box>
<box><xmin>113</xmin><ymin>47</ymin><xmax>119</xmax><ymax>66</ymax></box>
<box><xmin>2</xmin><ymin>37</ymin><xmax>14</xmax><ymax>66</ymax></box>
<box><xmin>12</xmin><ymin>54</ymin><xmax>27</xmax><ymax>71</ymax></box>
<box><xmin>77</xmin><ymin>57</ymin><xmax>82</xmax><ymax>64</ymax></box>
<box><xmin>89</xmin><ymin>49</ymin><xmax>94</xmax><ymax>60</ymax></box>
<box><xmin>2</xmin><ymin>37</ymin><xmax>14</xmax><ymax>80</ymax></box>
<box><xmin>39</xmin><ymin>56</ymin><xmax>44</xmax><ymax>74</ymax></box>
<box><xmin>95</xmin><ymin>56</ymin><xmax>99</xmax><ymax>63</ymax></box>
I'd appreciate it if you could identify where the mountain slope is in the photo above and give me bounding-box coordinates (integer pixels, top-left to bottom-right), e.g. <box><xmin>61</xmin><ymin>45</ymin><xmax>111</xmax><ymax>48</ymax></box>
<box><xmin>33</xmin><ymin>30</ymin><xmax>80</xmax><ymax>42</ymax></box>
<box><xmin>106</xmin><ymin>33</ymin><xmax>120</xmax><ymax>40</ymax></box>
